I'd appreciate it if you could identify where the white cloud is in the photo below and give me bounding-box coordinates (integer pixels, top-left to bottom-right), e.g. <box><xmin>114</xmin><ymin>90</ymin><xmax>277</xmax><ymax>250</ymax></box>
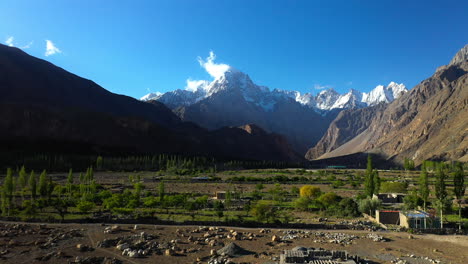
<box><xmin>45</xmin><ymin>40</ymin><xmax>61</xmax><ymax>56</ymax></box>
<box><xmin>185</xmin><ymin>79</ymin><xmax>209</xmax><ymax>92</ymax></box>
<box><xmin>314</xmin><ymin>84</ymin><xmax>333</xmax><ymax>90</ymax></box>
<box><xmin>5</xmin><ymin>36</ymin><xmax>14</xmax><ymax>47</ymax></box>
<box><xmin>346</xmin><ymin>81</ymin><xmax>353</xmax><ymax>86</ymax></box>
<box><xmin>20</xmin><ymin>41</ymin><xmax>33</xmax><ymax>49</ymax></box>
<box><xmin>4</xmin><ymin>37</ymin><xmax>33</xmax><ymax>49</ymax></box>
<box><xmin>197</xmin><ymin>51</ymin><xmax>230</xmax><ymax>80</ymax></box>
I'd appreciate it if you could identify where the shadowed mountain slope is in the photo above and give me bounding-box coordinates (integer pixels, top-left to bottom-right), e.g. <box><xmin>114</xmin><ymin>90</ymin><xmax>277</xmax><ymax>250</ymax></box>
<box><xmin>0</xmin><ymin>44</ymin><xmax>303</xmax><ymax>162</ymax></box>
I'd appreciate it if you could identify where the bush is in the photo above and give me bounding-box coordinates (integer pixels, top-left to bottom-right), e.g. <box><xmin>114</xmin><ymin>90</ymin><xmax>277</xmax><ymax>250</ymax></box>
<box><xmin>76</xmin><ymin>200</ymin><xmax>95</xmax><ymax>213</ymax></box>
<box><xmin>299</xmin><ymin>185</ymin><xmax>321</xmax><ymax>199</ymax></box>
<box><xmin>338</xmin><ymin>198</ymin><xmax>360</xmax><ymax>217</ymax></box>
<box><xmin>380</xmin><ymin>181</ymin><xmax>407</xmax><ymax>193</ymax></box>
<box><xmin>112</xmin><ymin>207</ymin><xmax>134</xmax><ymax>216</ymax></box>
<box><xmin>294</xmin><ymin>196</ymin><xmax>312</xmax><ymax>211</ymax></box>
<box><xmin>403</xmin><ymin>194</ymin><xmax>423</xmax><ymax>210</ymax></box>
<box><xmin>317</xmin><ymin>192</ymin><xmax>339</xmax><ymax>209</ymax></box>
<box><xmin>251</xmin><ymin>201</ymin><xmax>278</xmax><ymax>223</ymax></box>
<box><xmin>358</xmin><ymin>198</ymin><xmax>381</xmax><ymax>216</ymax></box>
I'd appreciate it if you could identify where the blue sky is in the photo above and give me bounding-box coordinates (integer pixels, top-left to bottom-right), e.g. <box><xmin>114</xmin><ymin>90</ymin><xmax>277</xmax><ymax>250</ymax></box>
<box><xmin>1</xmin><ymin>0</ymin><xmax>467</xmax><ymax>98</ymax></box>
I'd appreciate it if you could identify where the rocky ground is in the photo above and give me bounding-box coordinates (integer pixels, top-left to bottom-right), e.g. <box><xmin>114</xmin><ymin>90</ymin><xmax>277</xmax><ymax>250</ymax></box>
<box><xmin>0</xmin><ymin>222</ymin><xmax>466</xmax><ymax>264</ymax></box>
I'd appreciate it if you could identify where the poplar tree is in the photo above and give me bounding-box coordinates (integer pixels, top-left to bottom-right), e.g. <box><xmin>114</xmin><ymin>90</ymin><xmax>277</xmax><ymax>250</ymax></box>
<box><xmin>29</xmin><ymin>171</ymin><xmax>37</xmax><ymax>201</ymax></box>
<box><xmin>418</xmin><ymin>163</ymin><xmax>430</xmax><ymax>210</ymax></box>
<box><xmin>18</xmin><ymin>166</ymin><xmax>27</xmax><ymax>193</ymax></box>
<box><xmin>364</xmin><ymin>155</ymin><xmax>375</xmax><ymax>197</ymax></box>
<box><xmin>373</xmin><ymin>170</ymin><xmax>381</xmax><ymax>195</ymax></box>
<box><xmin>38</xmin><ymin>170</ymin><xmax>48</xmax><ymax>198</ymax></box>
<box><xmin>67</xmin><ymin>169</ymin><xmax>73</xmax><ymax>197</ymax></box>
<box><xmin>453</xmin><ymin>162</ymin><xmax>466</xmax><ymax>230</ymax></box>
<box><xmin>434</xmin><ymin>163</ymin><xmax>448</xmax><ymax>228</ymax></box>
<box><xmin>3</xmin><ymin>168</ymin><xmax>14</xmax><ymax>216</ymax></box>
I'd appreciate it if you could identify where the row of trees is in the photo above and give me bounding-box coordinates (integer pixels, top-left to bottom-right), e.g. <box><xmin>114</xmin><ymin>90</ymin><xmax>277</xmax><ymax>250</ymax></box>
<box><xmin>1</xmin><ymin>154</ymin><xmax>304</xmax><ymax>173</ymax></box>
<box><xmin>418</xmin><ymin>161</ymin><xmax>465</xmax><ymax>228</ymax></box>
<box><xmin>0</xmin><ymin>166</ymin><xmax>98</xmax><ymax>219</ymax></box>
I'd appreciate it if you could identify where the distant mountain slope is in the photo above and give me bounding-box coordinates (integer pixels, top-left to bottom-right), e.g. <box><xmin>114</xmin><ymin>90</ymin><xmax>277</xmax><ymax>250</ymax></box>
<box><xmin>0</xmin><ymin>44</ymin><xmax>303</xmax><ymax>162</ymax></box>
<box><xmin>307</xmin><ymin>44</ymin><xmax>468</xmax><ymax>164</ymax></box>
<box><xmin>305</xmin><ymin>104</ymin><xmax>386</xmax><ymax>160</ymax></box>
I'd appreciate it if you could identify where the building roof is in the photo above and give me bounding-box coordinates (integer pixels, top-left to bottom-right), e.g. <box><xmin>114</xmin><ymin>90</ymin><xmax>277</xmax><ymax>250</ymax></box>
<box><xmin>404</xmin><ymin>210</ymin><xmax>431</xmax><ymax>218</ymax></box>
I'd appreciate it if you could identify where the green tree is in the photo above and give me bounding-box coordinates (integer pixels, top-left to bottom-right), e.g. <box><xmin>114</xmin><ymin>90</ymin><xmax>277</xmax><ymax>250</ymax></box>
<box><xmin>67</xmin><ymin>169</ymin><xmax>73</xmax><ymax>197</ymax></box>
<box><xmin>358</xmin><ymin>198</ymin><xmax>381</xmax><ymax>217</ymax></box>
<box><xmin>418</xmin><ymin>164</ymin><xmax>430</xmax><ymax>210</ymax></box>
<box><xmin>38</xmin><ymin>170</ymin><xmax>48</xmax><ymax>198</ymax></box>
<box><xmin>3</xmin><ymin>168</ymin><xmax>14</xmax><ymax>216</ymax></box>
<box><xmin>317</xmin><ymin>192</ymin><xmax>339</xmax><ymax>209</ymax></box>
<box><xmin>452</xmin><ymin>162</ymin><xmax>466</xmax><ymax>230</ymax></box>
<box><xmin>403</xmin><ymin>193</ymin><xmax>423</xmax><ymax>210</ymax></box>
<box><xmin>404</xmin><ymin>158</ymin><xmax>415</xmax><ymax>171</ymax></box>
<box><xmin>18</xmin><ymin>166</ymin><xmax>27</xmax><ymax>201</ymax></box>
<box><xmin>52</xmin><ymin>198</ymin><xmax>74</xmax><ymax>221</ymax></box>
<box><xmin>364</xmin><ymin>154</ymin><xmax>376</xmax><ymax>197</ymax></box>
<box><xmin>294</xmin><ymin>196</ymin><xmax>312</xmax><ymax>211</ymax></box>
<box><xmin>158</xmin><ymin>181</ymin><xmax>165</xmax><ymax>201</ymax></box>
<box><xmin>250</xmin><ymin>201</ymin><xmax>278</xmax><ymax>223</ymax></box>
<box><xmin>336</xmin><ymin>198</ymin><xmax>360</xmax><ymax>217</ymax></box>
<box><xmin>434</xmin><ymin>163</ymin><xmax>448</xmax><ymax>228</ymax></box>
<box><xmin>434</xmin><ymin>163</ymin><xmax>448</xmax><ymax>201</ymax></box>
<box><xmin>373</xmin><ymin>171</ymin><xmax>381</xmax><ymax>195</ymax></box>
<box><xmin>96</xmin><ymin>156</ymin><xmax>103</xmax><ymax>170</ymax></box>
<box><xmin>299</xmin><ymin>185</ymin><xmax>321</xmax><ymax>199</ymax></box>
<box><xmin>76</xmin><ymin>200</ymin><xmax>95</xmax><ymax>214</ymax></box>
<box><xmin>380</xmin><ymin>181</ymin><xmax>408</xmax><ymax>193</ymax></box>
<box><xmin>29</xmin><ymin>171</ymin><xmax>37</xmax><ymax>201</ymax></box>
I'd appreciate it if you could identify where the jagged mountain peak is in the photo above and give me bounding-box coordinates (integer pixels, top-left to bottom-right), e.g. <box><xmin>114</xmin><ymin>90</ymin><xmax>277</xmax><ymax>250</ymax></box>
<box><xmin>449</xmin><ymin>44</ymin><xmax>468</xmax><ymax>66</ymax></box>
<box><xmin>140</xmin><ymin>92</ymin><xmax>162</xmax><ymax>101</ymax></box>
<box><xmin>362</xmin><ymin>82</ymin><xmax>407</xmax><ymax>106</ymax></box>
<box><xmin>141</xmin><ymin>60</ymin><xmax>406</xmax><ymax>112</ymax></box>
<box><xmin>318</xmin><ymin>87</ymin><xmax>339</xmax><ymax>96</ymax></box>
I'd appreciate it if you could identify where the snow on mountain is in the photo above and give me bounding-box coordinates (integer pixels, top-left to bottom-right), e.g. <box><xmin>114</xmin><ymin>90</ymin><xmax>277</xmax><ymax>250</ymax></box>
<box><xmin>332</xmin><ymin>89</ymin><xmax>365</xmax><ymax>109</ymax></box>
<box><xmin>314</xmin><ymin>88</ymin><xmax>341</xmax><ymax>110</ymax></box>
<box><xmin>140</xmin><ymin>52</ymin><xmax>407</xmax><ymax>111</ymax></box>
<box><xmin>140</xmin><ymin>92</ymin><xmax>162</xmax><ymax>101</ymax></box>
<box><xmin>142</xmin><ymin>76</ymin><xmax>407</xmax><ymax>111</ymax></box>
<box><xmin>362</xmin><ymin>82</ymin><xmax>408</xmax><ymax>106</ymax></box>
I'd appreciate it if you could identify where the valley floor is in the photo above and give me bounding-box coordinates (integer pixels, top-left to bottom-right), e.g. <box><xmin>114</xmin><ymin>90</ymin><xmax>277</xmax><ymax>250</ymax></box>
<box><xmin>0</xmin><ymin>221</ymin><xmax>467</xmax><ymax>264</ymax></box>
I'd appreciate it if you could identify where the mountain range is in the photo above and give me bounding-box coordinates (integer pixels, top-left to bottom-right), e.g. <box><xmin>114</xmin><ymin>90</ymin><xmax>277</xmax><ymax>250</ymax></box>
<box><xmin>141</xmin><ymin>68</ymin><xmax>407</xmax><ymax>154</ymax></box>
<box><xmin>142</xmin><ymin>77</ymin><xmax>407</xmax><ymax>112</ymax></box>
<box><xmin>307</xmin><ymin>44</ymin><xmax>468</xmax><ymax>165</ymax></box>
<box><xmin>0</xmin><ymin>44</ymin><xmax>303</xmax><ymax>162</ymax></box>
<box><xmin>1</xmin><ymin>42</ymin><xmax>466</xmax><ymax>167</ymax></box>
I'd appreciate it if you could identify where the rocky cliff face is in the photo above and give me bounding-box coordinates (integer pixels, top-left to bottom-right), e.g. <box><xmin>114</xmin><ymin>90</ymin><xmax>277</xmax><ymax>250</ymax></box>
<box><xmin>305</xmin><ymin>104</ymin><xmax>386</xmax><ymax>160</ymax></box>
<box><xmin>307</xmin><ymin>44</ymin><xmax>468</xmax><ymax>164</ymax></box>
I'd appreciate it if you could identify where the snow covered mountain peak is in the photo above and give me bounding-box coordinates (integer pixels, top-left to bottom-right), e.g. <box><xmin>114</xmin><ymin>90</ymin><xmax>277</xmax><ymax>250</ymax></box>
<box><xmin>140</xmin><ymin>52</ymin><xmax>407</xmax><ymax>111</ymax></box>
<box><xmin>362</xmin><ymin>82</ymin><xmax>407</xmax><ymax>106</ymax></box>
<box><xmin>140</xmin><ymin>92</ymin><xmax>162</xmax><ymax>101</ymax></box>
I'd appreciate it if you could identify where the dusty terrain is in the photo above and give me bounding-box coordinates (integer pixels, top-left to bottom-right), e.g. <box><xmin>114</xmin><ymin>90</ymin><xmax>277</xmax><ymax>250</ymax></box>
<box><xmin>0</xmin><ymin>222</ymin><xmax>466</xmax><ymax>264</ymax></box>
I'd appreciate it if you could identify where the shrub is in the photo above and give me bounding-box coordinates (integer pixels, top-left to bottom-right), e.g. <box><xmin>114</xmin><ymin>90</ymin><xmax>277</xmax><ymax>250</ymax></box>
<box><xmin>358</xmin><ymin>198</ymin><xmax>381</xmax><ymax>216</ymax></box>
<box><xmin>77</xmin><ymin>200</ymin><xmax>95</xmax><ymax>213</ymax></box>
<box><xmin>299</xmin><ymin>185</ymin><xmax>321</xmax><ymax>199</ymax></box>
<box><xmin>380</xmin><ymin>181</ymin><xmax>407</xmax><ymax>193</ymax></box>
<box><xmin>317</xmin><ymin>192</ymin><xmax>339</xmax><ymax>209</ymax></box>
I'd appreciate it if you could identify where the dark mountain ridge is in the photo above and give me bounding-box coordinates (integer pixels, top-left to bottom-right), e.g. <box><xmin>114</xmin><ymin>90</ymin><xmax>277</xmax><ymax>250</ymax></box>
<box><xmin>0</xmin><ymin>44</ymin><xmax>303</xmax><ymax>162</ymax></box>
